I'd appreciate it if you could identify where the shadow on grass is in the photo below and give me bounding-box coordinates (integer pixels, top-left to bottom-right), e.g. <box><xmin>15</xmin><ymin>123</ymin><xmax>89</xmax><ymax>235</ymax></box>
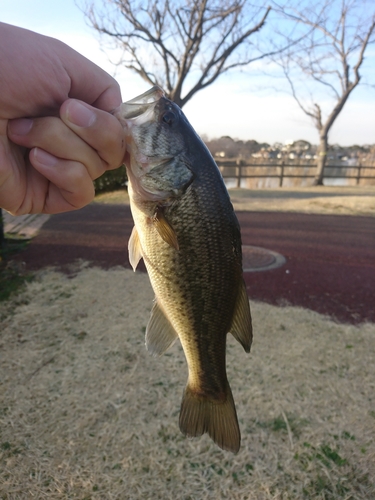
<box><xmin>0</xmin><ymin>237</ymin><xmax>33</xmax><ymax>302</ymax></box>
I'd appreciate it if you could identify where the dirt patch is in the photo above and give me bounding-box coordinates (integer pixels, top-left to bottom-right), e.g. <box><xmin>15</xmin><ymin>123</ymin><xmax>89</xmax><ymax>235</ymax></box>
<box><xmin>1</xmin><ymin>265</ymin><xmax>374</xmax><ymax>499</ymax></box>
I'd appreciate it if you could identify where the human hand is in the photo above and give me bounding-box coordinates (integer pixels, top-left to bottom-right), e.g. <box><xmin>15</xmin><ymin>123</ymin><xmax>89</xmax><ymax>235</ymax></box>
<box><xmin>0</xmin><ymin>23</ymin><xmax>125</xmax><ymax>215</ymax></box>
<box><xmin>5</xmin><ymin>100</ymin><xmax>125</xmax><ymax>214</ymax></box>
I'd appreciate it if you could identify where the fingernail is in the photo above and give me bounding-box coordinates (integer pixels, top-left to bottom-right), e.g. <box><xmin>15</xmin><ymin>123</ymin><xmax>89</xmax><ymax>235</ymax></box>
<box><xmin>8</xmin><ymin>118</ymin><xmax>33</xmax><ymax>135</ymax></box>
<box><xmin>33</xmin><ymin>148</ymin><xmax>58</xmax><ymax>167</ymax></box>
<box><xmin>66</xmin><ymin>100</ymin><xmax>96</xmax><ymax>127</ymax></box>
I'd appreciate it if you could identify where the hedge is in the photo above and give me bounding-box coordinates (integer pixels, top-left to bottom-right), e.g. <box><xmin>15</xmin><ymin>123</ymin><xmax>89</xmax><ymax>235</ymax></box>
<box><xmin>94</xmin><ymin>165</ymin><xmax>128</xmax><ymax>194</ymax></box>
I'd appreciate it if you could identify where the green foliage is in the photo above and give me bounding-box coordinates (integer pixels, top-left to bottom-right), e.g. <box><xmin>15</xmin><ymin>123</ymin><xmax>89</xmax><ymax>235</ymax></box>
<box><xmin>0</xmin><ymin>209</ymin><xmax>6</xmax><ymax>260</ymax></box>
<box><xmin>295</xmin><ymin>442</ymin><xmax>347</xmax><ymax>470</ymax></box>
<box><xmin>0</xmin><ymin>236</ymin><xmax>29</xmax><ymax>261</ymax></box>
<box><xmin>93</xmin><ymin>165</ymin><xmax>127</xmax><ymax>194</ymax></box>
<box><xmin>0</xmin><ymin>262</ymin><xmax>33</xmax><ymax>302</ymax></box>
<box><xmin>0</xmin><ymin>236</ymin><xmax>33</xmax><ymax>302</ymax></box>
<box><xmin>293</xmin><ymin>441</ymin><xmax>356</xmax><ymax>498</ymax></box>
<box><xmin>256</xmin><ymin>413</ymin><xmax>309</xmax><ymax>438</ymax></box>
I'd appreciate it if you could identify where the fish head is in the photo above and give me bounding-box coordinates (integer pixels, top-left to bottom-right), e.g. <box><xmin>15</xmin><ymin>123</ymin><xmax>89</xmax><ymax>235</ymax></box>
<box><xmin>114</xmin><ymin>85</ymin><xmax>186</xmax><ymax>160</ymax></box>
<box><xmin>114</xmin><ymin>86</ymin><xmax>193</xmax><ymax>202</ymax></box>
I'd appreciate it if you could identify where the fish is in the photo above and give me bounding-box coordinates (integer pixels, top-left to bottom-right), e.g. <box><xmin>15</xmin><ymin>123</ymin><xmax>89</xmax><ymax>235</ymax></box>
<box><xmin>114</xmin><ymin>86</ymin><xmax>252</xmax><ymax>453</ymax></box>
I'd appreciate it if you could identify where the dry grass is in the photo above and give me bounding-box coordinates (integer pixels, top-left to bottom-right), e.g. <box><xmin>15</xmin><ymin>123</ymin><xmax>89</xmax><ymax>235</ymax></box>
<box><xmin>1</xmin><ymin>265</ymin><xmax>374</xmax><ymax>499</ymax></box>
<box><xmin>228</xmin><ymin>186</ymin><xmax>375</xmax><ymax>216</ymax></box>
<box><xmin>93</xmin><ymin>185</ymin><xmax>375</xmax><ymax>216</ymax></box>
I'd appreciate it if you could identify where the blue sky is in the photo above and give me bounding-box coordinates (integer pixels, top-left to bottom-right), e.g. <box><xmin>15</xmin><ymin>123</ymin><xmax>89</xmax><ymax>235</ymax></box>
<box><xmin>2</xmin><ymin>0</ymin><xmax>375</xmax><ymax>146</ymax></box>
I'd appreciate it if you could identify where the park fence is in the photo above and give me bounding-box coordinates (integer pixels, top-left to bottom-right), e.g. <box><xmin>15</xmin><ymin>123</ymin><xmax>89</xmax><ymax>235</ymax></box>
<box><xmin>216</xmin><ymin>159</ymin><xmax>375</xmax><ymax>188</ymax></box>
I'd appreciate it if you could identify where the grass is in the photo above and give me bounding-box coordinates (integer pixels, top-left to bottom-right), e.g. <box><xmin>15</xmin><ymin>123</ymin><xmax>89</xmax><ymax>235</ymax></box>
<box><xmin>92</xmin><ymin>185</ymin><xmax>375</xmax><ymax>216</ymax></box>
<box><xmin>93</xmin><ymin>188</ymin><xmax>129</xmax><ymax>205</ymax></box>
<box><xmin>1</xmin><ymin>186</ymin><xmax>374</xmax><ymax>498</ymax></box>
<box><xmin>0</xmin><ymin>265</ymin><xmax>374</xmax><ymax>499</ymax></box>
<box><xmin>0</xmin><ymin>235</ymin><xmax>30</xmax><ymax>259</ymax></box>
<box><xmin>0</xmin><ymin>237</ymin><xmax>32</xmax><ymax>302</ymax></box>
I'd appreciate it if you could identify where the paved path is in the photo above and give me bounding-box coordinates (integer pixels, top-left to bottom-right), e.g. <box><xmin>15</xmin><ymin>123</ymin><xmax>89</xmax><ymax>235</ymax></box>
<box><xmin>238</xmin><ymin>211</ymin><xmax>375</xmax><ymax>324</ymax></box>
<box><xmin>10</xmin><ymin>203</ymin><xmax>375</xmax><ymax>324</ymax></box>
<box><xmin>3</xmin><ymin>211</ymin><xmax>50</xmax><ymax>239</ymax></box>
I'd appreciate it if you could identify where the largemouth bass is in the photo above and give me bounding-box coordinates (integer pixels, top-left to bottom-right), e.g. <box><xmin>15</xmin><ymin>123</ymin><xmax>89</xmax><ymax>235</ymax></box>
<box><xmin>115</xmin><ymin>86</ymin><xmax>252</xmax><ymax>453</ymax></box>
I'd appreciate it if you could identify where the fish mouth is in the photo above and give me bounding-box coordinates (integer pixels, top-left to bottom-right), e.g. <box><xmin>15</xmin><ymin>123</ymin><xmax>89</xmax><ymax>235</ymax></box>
<box><xmin>120</xmin><ymin>86</ymin><xmax>165</xmax><ymax>119</ymax></box>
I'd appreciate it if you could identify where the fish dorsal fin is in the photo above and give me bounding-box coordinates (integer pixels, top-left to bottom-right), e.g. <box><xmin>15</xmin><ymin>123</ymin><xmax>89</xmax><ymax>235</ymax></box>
<box><xmin>128</xmin><ymin>226</ymin><xmax>143</xmax><ymax>271</ymax></box>
<box><xmin>152</xmin><ymin>207</ymin><xmax>179</xmax><ymax>250</ymax></box>
<box><xmin>146</xmin><ymin>300</ymin><xmax>178</xmax><ymax>356</ymax></box>
<box><xmin>229</xmin><ymin>280</ymin><xmax>253</xmax><ymax>353</ymax></box>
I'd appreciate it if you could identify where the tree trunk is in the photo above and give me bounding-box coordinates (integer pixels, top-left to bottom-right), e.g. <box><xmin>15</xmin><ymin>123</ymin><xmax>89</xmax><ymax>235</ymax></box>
<box><xmin>169</xmin><ymin>92</ymin><xmax>183</xmax><ymax>108</ymax></box>
<box><xmin>313</xmin><ymin>135</ymin><xmax>328</xmax><ymax>186</ymax></box>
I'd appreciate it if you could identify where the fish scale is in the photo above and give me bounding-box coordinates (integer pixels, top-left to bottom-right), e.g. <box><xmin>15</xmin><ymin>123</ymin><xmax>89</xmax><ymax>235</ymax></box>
<box><xmin>115</xmin><ymin>86</ymin><xmax>252</xmax><ymax>453</ymax></box>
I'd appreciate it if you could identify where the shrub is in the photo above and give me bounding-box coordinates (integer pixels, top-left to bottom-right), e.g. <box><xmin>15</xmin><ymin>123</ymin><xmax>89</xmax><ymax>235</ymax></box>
<box><xmin>94</xmin><ymin>165</ymin><xmax>128</xmax><ymax>194</ymax></box>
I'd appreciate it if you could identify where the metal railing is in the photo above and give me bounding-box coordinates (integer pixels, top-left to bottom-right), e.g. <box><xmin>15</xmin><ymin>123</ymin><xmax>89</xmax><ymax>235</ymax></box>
<box><xmin>216</xmin><ymin>160</ymin><xmax>375</xmax><ymax>187</ymax></box>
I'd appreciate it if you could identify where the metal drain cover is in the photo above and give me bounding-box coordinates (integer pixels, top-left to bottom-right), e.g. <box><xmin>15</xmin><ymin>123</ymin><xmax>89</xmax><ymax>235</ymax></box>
<box><xmin>242</xmin><ymin>245</ymin><xmax>286</xmax><ymax>272</ymax></box>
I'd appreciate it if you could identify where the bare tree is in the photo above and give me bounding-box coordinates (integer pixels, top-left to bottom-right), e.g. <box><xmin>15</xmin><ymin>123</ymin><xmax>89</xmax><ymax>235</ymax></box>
<box><xmin>84</xmin><ymin>0</ymin><xmax>272</xmax><ymax>108</ymax></box>
<box><xmin>272</xmin><ymin>0</ymin><xmax>375</xmax><ymax>185</ymax></box>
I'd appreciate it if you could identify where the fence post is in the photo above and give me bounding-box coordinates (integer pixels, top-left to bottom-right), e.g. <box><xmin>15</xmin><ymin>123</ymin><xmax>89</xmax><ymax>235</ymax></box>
<box><xmin>356</xmin><ymin>162</ymin><xmax>362</xmax><ymax>185</ymax></box>
<box><xmin>279</xmin><ymin>162</ymin><xmax>284</xmax><ymax>187</ymax></box>
<box><xmin>236</xmin><ymin>160</ymin><xmax>242</xmax><ymax>188</ymax></box>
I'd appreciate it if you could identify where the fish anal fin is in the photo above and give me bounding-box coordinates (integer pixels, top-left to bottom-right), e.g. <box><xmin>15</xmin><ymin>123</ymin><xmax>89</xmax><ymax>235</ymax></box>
<box><xmin>128</xmin><ymin>226</ymin><xmax>143</xmax><ymax>271</ymax></box>
<box><xmin>230</xmin><ymin>280</ymin><xmax>253</xmax><ymax>353</ymax></box>
<box><xmin>152</xmin><ymin>206</ymin><xmax>179</xmax><ymax>250</ymax></box>
<box><xmin>146</xmin><ymin>300</ymin><xmax>178</xmax><ymax>356</ymax></box>
<box><xmin>179</xmin><ymin>381</ymin><xmax>240</xmax><ymax>454</ymax></box>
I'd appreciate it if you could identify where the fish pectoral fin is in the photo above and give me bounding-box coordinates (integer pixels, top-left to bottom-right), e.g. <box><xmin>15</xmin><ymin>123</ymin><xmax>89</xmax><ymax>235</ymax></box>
<box><xmin>146</xmin><ymin>300</ymin><xmax>178</xmax><ymax>356</ymax></box>
<box><xmin>179</xmin><ymin>382</ymin><xmax>241</xmax><ymax>454</ymax></box>
<box><xmin>229</xmin><ymin>280</ymin><xmax>253</xmax><ymax>353</ymax></box>
<box><xmin>128</xmin><ymin>226</ymin><xmax>143</xmax><ymax>271</ymax></box>
<box><xmin>152</xmin><ymin>207</ymin><xmax>179</xmax><ymax>250</ymax></box>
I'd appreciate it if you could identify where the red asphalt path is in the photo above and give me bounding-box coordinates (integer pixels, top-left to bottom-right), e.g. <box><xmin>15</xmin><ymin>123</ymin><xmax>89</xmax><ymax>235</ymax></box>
<box><xmin>12</xmin><ymin>204</ymin><xmax>375</xmax><ymax>325</ymax></box>
<box><xmin>237</xmin><ymin>211</ymin><xmax>375</xmax><ymax>324</ymax></box>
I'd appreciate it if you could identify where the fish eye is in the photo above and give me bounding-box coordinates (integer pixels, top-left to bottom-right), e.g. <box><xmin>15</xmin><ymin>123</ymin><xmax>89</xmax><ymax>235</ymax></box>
<box><xmin>162</xmin><ymin>110</ymin><xmax>176</xmax><ymax>126</ymax></box>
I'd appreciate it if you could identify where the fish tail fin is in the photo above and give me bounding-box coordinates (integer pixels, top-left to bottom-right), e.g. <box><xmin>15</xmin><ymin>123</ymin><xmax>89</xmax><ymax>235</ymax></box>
<box><xmin>179</xmin><ymin>382</ymin><xmax>240</xmax><ymax>454</ymax></box>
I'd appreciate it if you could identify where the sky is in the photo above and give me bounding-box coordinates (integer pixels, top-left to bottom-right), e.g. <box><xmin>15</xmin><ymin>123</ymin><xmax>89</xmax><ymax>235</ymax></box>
<box><xmin>2</xmin><ymin>0</ymin><xmax>375</xmax><ymax>146</ymax></box>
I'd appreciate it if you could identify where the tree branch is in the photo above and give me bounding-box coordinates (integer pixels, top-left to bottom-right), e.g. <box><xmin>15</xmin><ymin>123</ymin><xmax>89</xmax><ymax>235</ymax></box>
<box><xmin>83</xmin><ymin>0</ymin><xmax>274</xmax><ymax>107</ymax></box>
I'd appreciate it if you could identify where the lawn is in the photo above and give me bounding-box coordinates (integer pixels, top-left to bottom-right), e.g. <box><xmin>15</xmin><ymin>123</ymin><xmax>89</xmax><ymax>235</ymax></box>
<box><xmin>1</xmin><ymin>265</ymin><xmax>374</xmax><ymax>499</ymax></box>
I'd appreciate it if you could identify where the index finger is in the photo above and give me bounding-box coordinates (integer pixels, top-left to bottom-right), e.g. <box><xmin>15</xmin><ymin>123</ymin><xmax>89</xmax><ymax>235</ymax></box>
<box><xmin>60</xmin><ymin>99</ymin><xmax>126</xmax><ymax>170</ymax></box>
